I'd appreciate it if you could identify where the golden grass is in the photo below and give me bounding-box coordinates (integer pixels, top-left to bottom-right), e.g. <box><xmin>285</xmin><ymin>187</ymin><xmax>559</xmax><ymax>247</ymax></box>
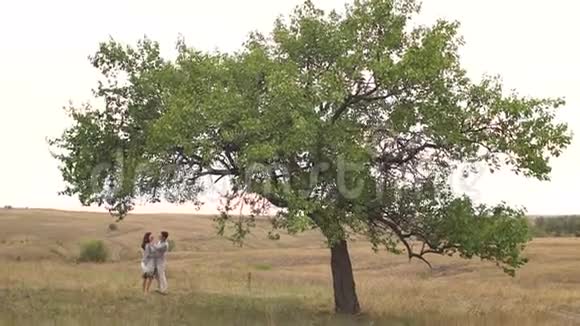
<box><xmin>1</xmin><ymin>208</ymin><xmax>579</xmax><ymax>325</ymax></box>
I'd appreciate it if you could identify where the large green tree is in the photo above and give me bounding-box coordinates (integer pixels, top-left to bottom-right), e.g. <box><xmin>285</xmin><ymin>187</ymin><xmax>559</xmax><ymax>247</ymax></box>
<box><xmin>50</xmin><ymin>0</ymin><xmax>571</xmax><ymax>314</ymax></box>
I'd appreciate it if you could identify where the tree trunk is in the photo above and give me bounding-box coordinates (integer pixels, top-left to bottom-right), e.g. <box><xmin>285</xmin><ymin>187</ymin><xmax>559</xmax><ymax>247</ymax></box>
<box><xmin>330</xmin><ymin>239</ymin><xmax>361</xmax><ymax>314</ymax></box>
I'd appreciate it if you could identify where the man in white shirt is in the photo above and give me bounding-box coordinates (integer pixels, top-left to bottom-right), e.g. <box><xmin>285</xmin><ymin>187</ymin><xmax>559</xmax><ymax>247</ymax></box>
<box><xmin>153</xmin><ymin>231</ymin><xmax>169</xmax><ymax>294</ymax></box>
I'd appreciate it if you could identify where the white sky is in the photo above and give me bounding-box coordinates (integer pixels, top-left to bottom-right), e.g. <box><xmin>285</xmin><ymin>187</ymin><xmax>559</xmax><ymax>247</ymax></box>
<box><xmin>0</xmin><ymin>0</ymin><xmax>578</xmax><ymax>215</ymax></box>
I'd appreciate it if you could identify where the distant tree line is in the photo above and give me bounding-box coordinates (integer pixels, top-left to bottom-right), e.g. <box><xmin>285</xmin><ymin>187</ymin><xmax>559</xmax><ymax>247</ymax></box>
<box><xmin>529</xmin><ymin>216</ymin><xmax>580</xmax><ymax>237</ymax></box>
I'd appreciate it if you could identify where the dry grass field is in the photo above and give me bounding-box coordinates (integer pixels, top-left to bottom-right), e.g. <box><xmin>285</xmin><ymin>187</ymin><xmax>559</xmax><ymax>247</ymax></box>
<box><xmin>1</xmin><ymin>208</ymin><xmax>580</xmax><ymax>325</ymax></box>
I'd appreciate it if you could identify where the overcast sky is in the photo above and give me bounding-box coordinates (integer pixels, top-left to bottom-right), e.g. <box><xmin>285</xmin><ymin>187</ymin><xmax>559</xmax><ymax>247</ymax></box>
<box><xmin>0</xmin><ymin>0</ymin><xmax>578</xmax><ymax>215</ymax></box>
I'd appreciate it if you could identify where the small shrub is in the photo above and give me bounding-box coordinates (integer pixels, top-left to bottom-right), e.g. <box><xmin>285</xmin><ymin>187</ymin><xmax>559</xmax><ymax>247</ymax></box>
<box><xmin>108</xmin><ymin>223</ymin><xmax>118</xmax><ymax>231</ymax></box>
<box><xmin>78</xmin><ymin>240</ymin><xmax>108</xmax><ymax>263</ymax></box>
<box><xmin>253</xmin><ymin>263</ymin><xmax>272</xmax><ymax>271</ymax></box>
<box><xmin>3</xmin><ymin>205</ymin><xmax>12</xmax><ymax>209</ymax></box>
<box><xmin>168</xmin><ymin>239</ymin><xmax>176</xmax><ymax>252</ymax></box>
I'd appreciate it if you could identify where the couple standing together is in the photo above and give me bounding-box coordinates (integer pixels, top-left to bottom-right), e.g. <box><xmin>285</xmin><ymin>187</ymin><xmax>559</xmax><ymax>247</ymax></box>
<box><xmin>141</xmin><ymin>231</ymin><xmax>169</xmax><ymax>295</ymax></box>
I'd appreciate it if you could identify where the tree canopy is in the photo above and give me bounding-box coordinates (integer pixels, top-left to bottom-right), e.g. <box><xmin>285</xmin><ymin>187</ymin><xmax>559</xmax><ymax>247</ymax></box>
<box><xmin>50</xmin><ymin>0</ymin><xmax>571</xmax><ymax>314</ymax></box>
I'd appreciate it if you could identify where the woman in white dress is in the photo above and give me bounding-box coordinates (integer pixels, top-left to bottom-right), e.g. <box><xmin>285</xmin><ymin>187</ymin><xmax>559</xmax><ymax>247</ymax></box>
<box><xmin>140</xmin><ymin>232</ymin><xmax>157</xmax><ymax>294</ymax></box>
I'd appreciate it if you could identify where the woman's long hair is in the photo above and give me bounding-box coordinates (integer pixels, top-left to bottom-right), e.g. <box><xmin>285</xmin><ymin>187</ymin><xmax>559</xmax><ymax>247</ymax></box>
<box><xmin>141</xmin><ymin>232</ymin><xmax>152</xmax><ymax>250</ymax></box>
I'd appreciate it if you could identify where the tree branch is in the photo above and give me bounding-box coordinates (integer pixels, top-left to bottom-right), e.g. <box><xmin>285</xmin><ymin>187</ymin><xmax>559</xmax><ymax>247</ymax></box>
<box><xmin>375</xmin><ymin>217</ymin><xmax>433</xmax><ymax>270</ymax></box>
<box><xmin>378</xmin><ymin>142</ymin><xmax>445</xmax><ymax>168</ymax></box>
